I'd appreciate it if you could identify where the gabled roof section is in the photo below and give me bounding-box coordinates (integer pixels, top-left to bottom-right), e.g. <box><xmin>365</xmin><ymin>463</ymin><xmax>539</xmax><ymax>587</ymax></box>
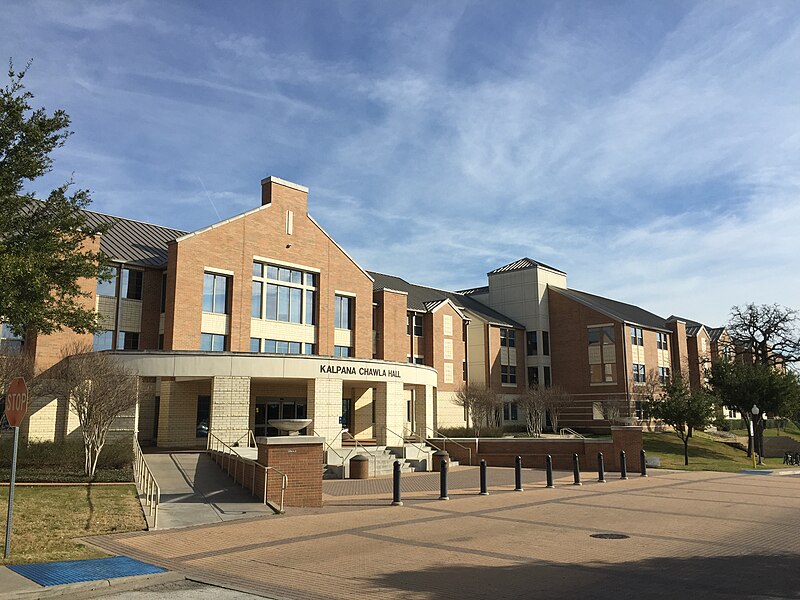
<box><xmin>369</xmin><ymin>271</ymin><xmax>524</xmax><ymax>329</ymax></box>
<box><xmin>457</xmin><ymin>286</ymin><xmax>489</xmax><ymax>296</ymax></box>
<box><xmin>83</xmin><ymin>209</ymin><xmax>187</xmax><ymax>268</ymax></box>
<box><xmin>708</xmin><ymin>327</ymin><xmax>727</xmax><ymax>342</ymax></box>
<box><xmin>668</xmin><ymin>315</ymin><xmax>727</xmax><ymax>340</ymax></box>
<box><xmin>551</xmin><ymin>287</ymin><xmax>670</xmax><ymax>332</ymax></box>
<box><xmin>489</xmin><ymin>257</ymin><xmax>565</xmax><ymax>276</ymax></box>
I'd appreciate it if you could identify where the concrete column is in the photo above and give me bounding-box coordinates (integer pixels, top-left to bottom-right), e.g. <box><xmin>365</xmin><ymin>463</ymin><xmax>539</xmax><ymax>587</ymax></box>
<box><xmin>414</xmin><ymin>384</ymin><xmax>435</xmax><ymax>439</ymax></box>
<box><xmin>211</xmin><ymin>376</ymin><xmax>251</xmax><ymax>446</ymax></box>
<box><xmin>352</xmin><ymin>386</ymin><xmax>374</xmax><ymax>440</ymax></box>
<box><xmin>375</xmin><ymin>380</ymin><xmax>405</xmax><ymax>447</ymax></box>
<box><xmin>307</xmin><ymin>378</ymin><xmax>343</xmax><ymax>450</ymax></box>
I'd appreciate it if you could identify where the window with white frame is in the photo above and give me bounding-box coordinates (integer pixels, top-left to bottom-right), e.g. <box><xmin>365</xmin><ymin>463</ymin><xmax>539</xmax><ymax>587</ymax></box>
<box><xmin>657</xmin><ymin>332</ymin><xmax>668</xmax><ymax>350</ymax></box>
<box><xmin>203</xmin><ymin>272</ymin><xmax>230</xmax><ymax>314</ymax></box>
<box><xmin>252</xmin><ymin>262</ymin><xmax>316</xmax><ymax>325</ymax></box>
<box><xmin>658</xmin><ymin>366</ymin><xmax>670</xmax><ymax>384</ymax></box>
<box><xmin>631</xmin><ymin>326</ymin><xmax>644</xmax><ymax>346</ymax></box>
<box><xmin>633</xmin><ymin>363</ymin><xmax>646</xmax><ymax>383</ymax></box>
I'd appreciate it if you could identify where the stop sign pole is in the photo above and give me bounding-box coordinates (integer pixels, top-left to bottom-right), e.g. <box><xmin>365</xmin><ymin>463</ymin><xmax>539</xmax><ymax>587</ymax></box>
<box><xmin>4</xmin><ymin>377</ymin><xmax>28</xmax><ymax>559</ymax></box>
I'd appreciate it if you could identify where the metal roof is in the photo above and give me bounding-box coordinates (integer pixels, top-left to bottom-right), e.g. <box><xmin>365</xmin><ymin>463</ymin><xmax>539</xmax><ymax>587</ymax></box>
<box><xmin>488</xmin><ymin>257</ymin><xmax>565</xmax><ymax>276</ymax></box>
<box><xmin>369</xmin><ymin>272</ymin><xmax>524</xmax><ymax>329</ymax></box>
<box><xmin>83</xmin><ymin>210</ymin><xmax>187</xmax><ymax>268</ymax></box>
<box><xmin>457</xmin><ymin>286</ymin><xmax>489</xmax><ymax>296</ymax></box>
<box><xmin>552</xmin><ymin>287</ymin><xmax>671</xmax><ymax>332</ymax></box>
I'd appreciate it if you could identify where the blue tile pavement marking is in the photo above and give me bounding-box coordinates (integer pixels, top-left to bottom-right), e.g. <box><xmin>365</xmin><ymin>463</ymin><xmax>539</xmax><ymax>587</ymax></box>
<box><xmin>8</xmin><ymin>556</ymin><xmax>167</xmax><ymax>587</ymax></box>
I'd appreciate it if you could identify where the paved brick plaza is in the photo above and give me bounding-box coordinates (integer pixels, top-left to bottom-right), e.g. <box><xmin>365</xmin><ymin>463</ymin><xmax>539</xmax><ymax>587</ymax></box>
<box><xmin>86</xmin><ymin>469</ymin><xmax>800</xmax><ymax>599</ymax></box>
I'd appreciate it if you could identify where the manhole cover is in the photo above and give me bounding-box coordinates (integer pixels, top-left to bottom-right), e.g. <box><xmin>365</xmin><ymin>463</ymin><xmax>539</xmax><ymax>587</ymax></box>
<box><xmin>590</xmin><ymin>533</ymin><xmax>630</xmax><ymax>540</ymax></box>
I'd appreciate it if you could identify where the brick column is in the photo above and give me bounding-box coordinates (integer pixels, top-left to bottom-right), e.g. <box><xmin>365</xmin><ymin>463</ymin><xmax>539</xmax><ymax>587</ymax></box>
<box><xmin>211</xmin><ymin>376</ymin><xmax>251</xmax><ymax>446</ymax></box>
<box><xmin>375</xmin><ymin>380</ymin><xmax>405</xmax><ymax>446</ymax></box>
<box><xmin>307</xmin><ymin>378</ymin><xmax>343</xmax><ymax>450</ymax></box>
<box><xmin>414</xmin><ymin>384</ymin><xmax>435</xmax><ymax>439</ymax></box>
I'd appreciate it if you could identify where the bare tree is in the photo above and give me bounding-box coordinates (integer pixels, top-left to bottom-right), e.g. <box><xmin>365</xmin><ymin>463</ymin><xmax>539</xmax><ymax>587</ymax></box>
<box><xmin>728</xmin><ymin>303</ymin><xmax>800</xmax><ymax>367</ymax></box>
<box><xmin>517</xmin><ymin>386</ymin><xmax>547</xmax><ymax>437</ymax></box>
<box><xmin>43</xmin><ymin>343</ymin><xmax>138</xmax><ymax>479</ymax></box>
<box><xmin>599</xmin><ymin>399</ymin><xmax>625</xmax><ymax>425</ymax></box>
<box><xmin>544</xmin><ymin>385</ymin><xmax>570</xmax><ymax>434</ymax></box>
<box><xmin>454</xmin><ymin>383</ymin><xmax>501</xmax><ymax>436</ymax></box>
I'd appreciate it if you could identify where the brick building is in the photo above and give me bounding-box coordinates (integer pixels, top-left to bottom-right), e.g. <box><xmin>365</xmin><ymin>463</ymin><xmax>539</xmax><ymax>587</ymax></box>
<box><xmin>6</xmin><ymin>176</ymin><xmax>727</xmax><ymax>448</ymax></box>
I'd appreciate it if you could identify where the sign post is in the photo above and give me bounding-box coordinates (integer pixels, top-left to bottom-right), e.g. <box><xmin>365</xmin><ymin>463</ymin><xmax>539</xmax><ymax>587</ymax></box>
<box><xmin>4</xmin><ymin>377</ymin><xmax>28</xmax><ymax>559</ymax></box>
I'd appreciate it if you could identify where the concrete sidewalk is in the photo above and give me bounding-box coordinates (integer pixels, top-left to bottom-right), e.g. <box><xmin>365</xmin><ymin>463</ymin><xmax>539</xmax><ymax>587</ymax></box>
<box><xmin>140</xmin><ymin>451</ymin><xmax>276</xmax><ymax>529</ymax></box>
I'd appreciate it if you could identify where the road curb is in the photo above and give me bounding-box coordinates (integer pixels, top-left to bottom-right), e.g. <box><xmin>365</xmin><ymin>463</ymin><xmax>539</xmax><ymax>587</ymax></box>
<box><xmin>0</xmin><ymin>570</ymin><xmax>184</xmax><ymax>600</ymax></box>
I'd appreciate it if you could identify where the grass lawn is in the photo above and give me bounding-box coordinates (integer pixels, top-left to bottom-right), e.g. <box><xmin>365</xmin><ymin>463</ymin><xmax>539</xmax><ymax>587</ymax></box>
<box><xmin>0</xmin><ymin>484</ymin><xmax>146</xmax><ymax>565</ymax></box>
<box><xmin>643</xmin><ymin>431</ymin><xmax>794</xmax><ymax>472</ymax></box>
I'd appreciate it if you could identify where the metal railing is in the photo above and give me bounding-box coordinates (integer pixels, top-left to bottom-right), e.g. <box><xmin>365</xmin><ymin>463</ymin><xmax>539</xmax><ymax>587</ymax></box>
<box><xmin>231</xmin><ymin>429</ymin><xmax>257</xmax><ymax>449</ymax></box>
<box><xmin>559</xmin><ymin>427</ymin><xmax>585</xmax><ymax>439</ymax></box>
<box><xmin>420</xmin><ymin>425</ymin><xmax>473</xmax><ymax>466</ymax></box>
<box><xmin>315</xmin><ymin>428</ymin><xmax>380</xmax><ymax>478</ymax></box>
<box><xmin>206</xmin><ymin>432</ymin><xmax>287</xmax><ymax>513</ymax></box>
<box><xmin>132</xmin><ymin>438</ymin><xmax>160</xmax><ymax>529</ymax></box>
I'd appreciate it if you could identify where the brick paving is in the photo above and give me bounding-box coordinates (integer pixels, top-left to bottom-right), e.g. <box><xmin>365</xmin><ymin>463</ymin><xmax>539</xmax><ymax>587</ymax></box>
<box><xmin>85</xmin><ymin>470</ymin><xmax>800</xmax><ymax>600</ymax></box>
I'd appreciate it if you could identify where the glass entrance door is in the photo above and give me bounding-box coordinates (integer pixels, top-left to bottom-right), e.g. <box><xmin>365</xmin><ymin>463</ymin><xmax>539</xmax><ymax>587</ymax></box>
<box><xmin>254</xmin><ymin>401</ymin><xmax>267</xmax><ymax>437</ymax></box>
<box><xmin>341</xmin><ymin>398</ymin><xmax>353</xmax><ymax>431</ymax></box>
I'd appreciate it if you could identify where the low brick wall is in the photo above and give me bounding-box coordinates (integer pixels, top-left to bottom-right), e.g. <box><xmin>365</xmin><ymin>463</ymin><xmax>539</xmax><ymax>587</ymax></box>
<box><xmin>430</xmin><ymin>426</ymin><xmax>643</xmax><ymax>473</ymax></box>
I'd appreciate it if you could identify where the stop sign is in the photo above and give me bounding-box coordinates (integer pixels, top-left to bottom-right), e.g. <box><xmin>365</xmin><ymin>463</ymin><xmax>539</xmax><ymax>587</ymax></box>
<box><xmin>4</xmin><ymin>378</ymin><xmax>28</xmax><ymax>428</ymax></box>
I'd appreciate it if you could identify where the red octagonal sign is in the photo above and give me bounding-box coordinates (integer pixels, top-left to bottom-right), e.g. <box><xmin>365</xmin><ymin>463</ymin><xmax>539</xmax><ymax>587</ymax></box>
<box><xmin>5</xmin><ymin>377</ymin><xmax>28</xmax><ymax>428</ymax></box>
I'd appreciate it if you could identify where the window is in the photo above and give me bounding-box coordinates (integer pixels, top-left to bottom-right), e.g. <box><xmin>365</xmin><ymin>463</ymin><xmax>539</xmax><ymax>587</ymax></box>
<box><xmin>503</xmin><ymin>402</ymin><xmax>519</xmax><ymax>421</ymax></box>
<box><xmin>121</xmin><ymin>268</ymin><xmax>143</xmax><ymax>300</ymax></box>
<box><xmin>443</xmin><ymin>315</ymin><xmax>453</xmax><ymax>336</ymax></box>
<box><xmin>158</xmin><ymin>334</ymin><xmax>164</xmax><ymax>350</ymax></box>
<box><xmin>635</xmin><ymin>401</ymin><xmax>643</xmax><ymax>419</ymax></box>
<box><xmin>526</xmin><ymin>331</ymin><xmax>538</xmax><ymax>356</ymax></box>
<box><xmin>500</xmin><ymin>328</ymin><xmax>516</xmax><ymax>347</ymax></box>
<box><xmin>463</xmin><ymin>361</ymin><xmax>467</xmax><ymax>381</ymax></box>
<box><xmin>543</xmin><ymin>366</ymin><xmax>551</xmax><ymax>387</ymax></box>
<box><xmin>160</xmin><ymin>272</ymin><xmax>167</xmax><ymax>313</ymax></box>
<box><xmin>250</xmin><ymin>338</ymin><xmax>261</xmax><ymax>352</ymax></box>
<box><xmin>528</xmin><ymin>366</ymin><xmax>539</xmax><ymax>387</ymax></box>
<box><xmin>658</xmin><ymin>366</ymin><xmax>670</xmax><ymax>384</ymax></box>
<box><xmin>252</xmin><ymin>262</ymin><xmax>316</xmax><ymax>324</ymax></box>
<box><xmin>501</xmin><ymin>365</ymin><xmax>517</xmax><ymax>384</ymax></box>
<box><xmin>657</xmin><ymin>332</ymin><xmax>668</xmax><ymax>350</ymax></box>
<box><xmin>92</xmin><ymin>330</ymin><xmax>113</xmax><ymax>351</ymax></box>
<box><xmin>633</xmin><ymin>363</ymin><xmax>646</xmax><ymax>383</ymax></box>
<box><xmin>631</xmin><ymin>326</ymin><xmax>643</xmax><ymax>346</ymax></box>
<box><xmin>407</xmin><ymin>313</ymin><xmax>423</xmax><ymax>337</ymax></box>
<box><xmin>443</xmin><ymin>338</ymin><xmax>453</xmax><ymax>360</ymax></box>
<box><xmin>335</xmin><ymin>295</ymin><xmax>353</xmax><ymax>329</ymax></box>
<box><xmin>588</xmin><ymin>325</ymin><xmax>617</xmax><ymax>384</ymax></box>
<box><xmin>0</xmin><ymin>323</ymin><xmax>23</xmax><ymax>354</ymax></box>
<box><xmin>334</xmin><ymin>345</ymin><xmax>352</xmax><ymax>358</ymax></box>
<box><xmin>96</xmin><ymin>267</ymin><xmax>118</xmax><ymax>296</ymax></box>
<box><xmin>203</xmin><ymin>273</ymin><xmax>229</xmax><ymax>314</ymax></box>
<box><xmin>117</xmin><ymin>331</ymin><xmax>139</xmax><ymax>351</ymax></box>
<box><xmin>542</xmin><ymin>331</ymin><xmax>550</xmax><ymax>356</ymax></box>
<box><xmin>200</xmin><ymin>333</ymin><xmax>226</xmax><ymax>352</ymax></box>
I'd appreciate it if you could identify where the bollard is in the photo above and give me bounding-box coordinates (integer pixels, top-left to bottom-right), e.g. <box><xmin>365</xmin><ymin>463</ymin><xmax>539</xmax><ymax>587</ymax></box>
<box><xmin>545</xmin><ymin>454</ymin><xmax>554</xmax><ymax>488</ymax></box>
<box><xmin>439</xmin><ymin>459</ymin><xmax>450</xmax><ymax>500</ymax></box>
<box><xmin>479</xmin><ymin>459</ymin><xmax>489</xmax><ymax>496</ymax></box>
<box><xmin>573</xmin><ymin>453</ymin><xmax>582</xmax><ymax>486</ymax></box>
<box><xmin>391</xmin><ymin>460</ymin><xmax>403</xmax><ymax>506</ymax></box>
<box><xmin>620</xmin><ymin>450</ymin><xmax>628</xmax><ymax>480</ymax></box>
<box><xmin>514</xmin><ymin>455</ymin><xmax>523</xmax><ymax>491</ymax></box>
<box><xmin>640</xmin><ymin>449</ymin><xmax>648</xmax><ymax>477</ymax></box>
<box><xmin>597</xmin><ymin>452</ymin><xmax>606</xmax><ymax>483</ymax></box>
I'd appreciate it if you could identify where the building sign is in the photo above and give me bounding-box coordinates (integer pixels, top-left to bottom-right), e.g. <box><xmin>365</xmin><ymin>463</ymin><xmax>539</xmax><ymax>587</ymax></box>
<box><xmin>319</xmin><ymin>365</ymin><xmax>401</xmax><ymax>378</ymax></box>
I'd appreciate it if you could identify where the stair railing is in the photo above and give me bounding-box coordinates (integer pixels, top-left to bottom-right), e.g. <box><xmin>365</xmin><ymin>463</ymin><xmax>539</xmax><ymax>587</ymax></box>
<box><xmin>133</xmin><ymin>438</ymin><xmax>160</xmax><ymax>529</ymax></box>
<box><xmin>559</xmin><ymin>427</ymin><xmax>585</xmax><ymax>439</ymax></box>
<box><xmin>206</xmin><ymin>431</ymin><xmax>287</xmax><ymax>513</ymax></box>
<box><xmin>231</xmin><ymin>429</ymin><xmax>257</xmax><ymax>449</ymax></box>
<box><xmin>420</xmin><ymin>425</ymin><xmax>473</xmax><ymax>466</ymax></box>
<box><xmin>314</xmin><ymin>428</ymin><xmax>378</xmax><ymax>478</ymax></box>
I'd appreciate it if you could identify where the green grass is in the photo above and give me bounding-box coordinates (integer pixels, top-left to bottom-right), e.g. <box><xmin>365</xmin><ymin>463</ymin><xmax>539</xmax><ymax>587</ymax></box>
<box><xmin>0</xmin><ymin>484</ymin><xmax>146</xmax><ymax>564</ymax></box>
<box><xmin>643</xmin><ymin>431</ymin><xmax>794</xmax><ymax>472</ymax></box>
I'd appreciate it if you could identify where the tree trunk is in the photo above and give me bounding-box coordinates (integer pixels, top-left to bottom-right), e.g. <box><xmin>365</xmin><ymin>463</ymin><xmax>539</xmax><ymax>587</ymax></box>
<box><xmin>684</xmin><ymin>438</ymin><xmax>689</xmax><ymax>466</ymax></box>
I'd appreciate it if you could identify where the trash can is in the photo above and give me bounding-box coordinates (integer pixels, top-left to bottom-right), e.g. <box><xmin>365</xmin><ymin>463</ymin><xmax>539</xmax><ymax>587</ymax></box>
<box><xmin>432</xmin><ymin>450</ymin><xmax>450</xmax><ymax>472</ymax></box>
<box><xmin>349</xmin><ymin>454</ymin><xmax>370</xmax><ymax>479</ymax></box>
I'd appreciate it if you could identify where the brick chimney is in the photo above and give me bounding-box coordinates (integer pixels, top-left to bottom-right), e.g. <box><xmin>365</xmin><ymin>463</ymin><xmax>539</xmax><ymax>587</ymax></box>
<box><xmin>260</xmin><ymin>176</ymin><xmax>309</xmax><ymax>216</ymax></box>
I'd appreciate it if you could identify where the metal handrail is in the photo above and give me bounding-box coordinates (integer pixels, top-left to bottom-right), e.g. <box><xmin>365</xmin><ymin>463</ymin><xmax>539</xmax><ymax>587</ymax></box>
<box><xmin>206</xmin><ymin>432</ymin><xmax>287</xmax><ymax>512</ymax></box>
<box><xmin>341</xmin><ymin>431</ymin><xmax>379</xmax><ymax>478</ymax></box>
<box><xmin>231</xmin><ymin>429</ymin><xmax>257</xmax><ymax>448</ymax></box>
<box><xmin>559</xmin><ymin>427</ymin><xmax>585</xmax><ymax>439</ymax></box>
<box><xmin>132</xmin><ymin>438</ymin><xmax>160</xmax><ymax>529</ymax></box>
<box><xmin>421</xmin><ymin>425</ymin><xmax>473</xmax><ymax>466</ymax></box>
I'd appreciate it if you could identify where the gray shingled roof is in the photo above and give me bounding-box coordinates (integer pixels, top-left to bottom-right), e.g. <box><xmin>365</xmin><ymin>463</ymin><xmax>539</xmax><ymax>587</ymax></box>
<box><xmin>488</xmin><ymin>257</ymin><xmax>565</xmax><ymax>276</ymax></box>
<box><xmin>83</xmin><ymin>210</ymin><xmax>187</xmax><ymax>268</ymax></box>
<box><xmin>552</xmin><ymin>287</ymin><xmax>671</xmax><ymax>332</ymax></box>
<box><xmin>668</xmin><ymin>315</ymin><xmax>728</xmax><ymax>340</ymax></box>
<box><xmin>457</xmin><ymin>286</ymin><xmax>489</xmax><ymax>296</ymax></box>
<box><xmin>369</xmin><ymin>272</ymin><xmax>524</xmax><ymax>328</ymax></box>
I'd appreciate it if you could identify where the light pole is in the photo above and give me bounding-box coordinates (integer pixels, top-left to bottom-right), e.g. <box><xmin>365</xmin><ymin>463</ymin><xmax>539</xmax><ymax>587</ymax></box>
<box><xmin>751</xmin><ymin>405</ymin><xmax>762</xmax><ymax>466</ymax></box>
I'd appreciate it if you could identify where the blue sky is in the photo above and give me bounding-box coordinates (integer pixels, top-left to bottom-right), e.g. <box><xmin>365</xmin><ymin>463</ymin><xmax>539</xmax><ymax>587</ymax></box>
<box><xmin>3</xmin><ymin>1</ymin><xmax>799</xmax><ymax>327</ymax></box>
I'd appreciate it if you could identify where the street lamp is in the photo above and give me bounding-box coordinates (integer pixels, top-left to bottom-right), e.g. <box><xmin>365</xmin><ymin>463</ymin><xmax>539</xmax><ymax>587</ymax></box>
<box><xmin>751</xmin><ymin>405</ymin><xmax>762</xmax><ymax>466</ymax></box>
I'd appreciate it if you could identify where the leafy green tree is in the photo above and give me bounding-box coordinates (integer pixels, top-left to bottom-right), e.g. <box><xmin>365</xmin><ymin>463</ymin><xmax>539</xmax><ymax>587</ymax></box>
<box><xmin>708</xmin><ymin>360</ymin><xmax>800</xmax><ymax>456</ymax></box>
<box><xmin>0</xmin><ymin>61</ymin><xmax>107</xmax><ymax>342</ymax></box>
<box><xmin>646</xmin><ymin>376</ymin><xmax>715</xmax><ymax>466</ymax></box>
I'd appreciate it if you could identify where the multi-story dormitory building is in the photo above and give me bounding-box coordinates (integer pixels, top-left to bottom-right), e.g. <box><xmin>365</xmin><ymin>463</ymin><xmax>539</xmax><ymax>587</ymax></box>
<box><xmin>6</xmin><ymin>176</ymin><xmax>731</xmax><ymax>449</ymax></box>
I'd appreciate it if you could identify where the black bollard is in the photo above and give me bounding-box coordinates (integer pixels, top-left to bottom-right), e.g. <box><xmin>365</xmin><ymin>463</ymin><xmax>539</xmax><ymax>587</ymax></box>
<box><xmin>391</xmin><ymin>460</ymin><xmax>403</xmax><ymax>506</ymax></box>
<box><xmin>640</xmin><ymin>449</ymin><xmax>648</xmax><ymax>477</ymax></box>
<box><xmin>573</xmin><ymin>453</ymin><xmax>582</xmax><ymax>486</ymax></box>
<box><xmin>439</xmin><ymin>459</ymin><xmax>450</xmax><ymax>500</ymax></box>
<box><xmin>479</xmin><ymin>459</ymin><xmax>489</xmax><ymax>496</ymax></box>
<box><xmin>545</xmin><ymin>454</ymin><xmax>554</xmax><ymax>488</ymax></box>
<box><xmin>620</xmin><ymin>450</ymin><xmax>628</xmax><ymax>480</ymax></box>
<box><xmin>514</xmin><ymin>455</ymin><xmax>523</xmax><ymax>491</ymax></box>
<box><xmin>597</xmin><ymin>452</ymin><xmax>606</xmax><ymax>483</ymax></box>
